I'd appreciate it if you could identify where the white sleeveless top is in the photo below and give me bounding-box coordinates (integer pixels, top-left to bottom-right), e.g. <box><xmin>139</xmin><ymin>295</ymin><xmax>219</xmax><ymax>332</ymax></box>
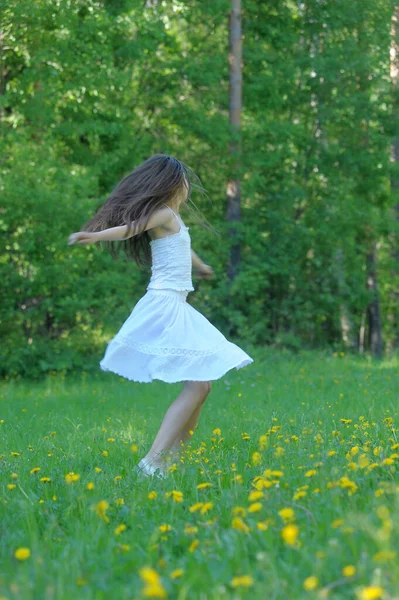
<box><xmin>146</xmin><ymin>205</ymin><xmax>194</xmax><ymax>292</ymax></box>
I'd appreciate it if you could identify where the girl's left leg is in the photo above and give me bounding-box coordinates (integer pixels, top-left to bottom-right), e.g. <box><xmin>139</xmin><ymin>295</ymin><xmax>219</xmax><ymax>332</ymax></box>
<box><xmin>167</xmin><ymin>381</ymin><xmax>212</xmax><ymax>461</ymax></box>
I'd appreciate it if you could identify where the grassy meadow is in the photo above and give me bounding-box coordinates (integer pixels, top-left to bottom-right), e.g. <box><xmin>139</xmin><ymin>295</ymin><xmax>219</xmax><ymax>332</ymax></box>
<box><xmin>1</xmin><ymin>347</ymin><xmax>399</xmax><ymax>600</ymax></box>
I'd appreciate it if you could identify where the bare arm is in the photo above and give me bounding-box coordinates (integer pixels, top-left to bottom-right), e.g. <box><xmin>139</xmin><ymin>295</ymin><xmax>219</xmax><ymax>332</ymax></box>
<box><xmin>192</xmin><ymin>249</ymin><xmax>214</xmax><ymax>279</ymax></box>
<box><xmin>68</xmin><ymin>206</ymin><xmax>174</xmax><ymax>245</ymax></box>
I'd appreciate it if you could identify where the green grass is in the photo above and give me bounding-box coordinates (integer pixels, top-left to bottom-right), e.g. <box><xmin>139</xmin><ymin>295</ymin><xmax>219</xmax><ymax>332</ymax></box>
<box><xmin>1</xmin><ymin>347</ymin><xmax>399</xmax><ymax>600</ymax></box>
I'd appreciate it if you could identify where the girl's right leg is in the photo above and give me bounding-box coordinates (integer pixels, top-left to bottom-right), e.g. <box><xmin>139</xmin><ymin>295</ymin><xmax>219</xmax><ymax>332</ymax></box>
<box><xmin>140</xmin><ymin>380</ymin><xmax>211</xmax><ymax>471</ymax></box>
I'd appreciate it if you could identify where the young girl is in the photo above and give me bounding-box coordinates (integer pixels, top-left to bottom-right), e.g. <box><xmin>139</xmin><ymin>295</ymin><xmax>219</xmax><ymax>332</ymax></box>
<box><xmin>68</xmin><ymin>154</ymin><xmax>254</xmax><ymax>479</ymax></box>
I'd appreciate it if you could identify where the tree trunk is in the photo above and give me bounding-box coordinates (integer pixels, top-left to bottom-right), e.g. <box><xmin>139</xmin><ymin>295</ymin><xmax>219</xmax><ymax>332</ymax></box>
<box><xmin>366</xmin><ymin>241</ymin><xmax>383</xmax><ymax>358</ymax></box>
<box><xmin>226</xmin><ymin>0</ymin><xmax>242</xmax><ymax>283</ymax></box>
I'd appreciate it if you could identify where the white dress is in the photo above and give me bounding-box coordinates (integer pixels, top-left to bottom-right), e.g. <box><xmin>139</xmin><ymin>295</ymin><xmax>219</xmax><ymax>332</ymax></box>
<box><xmin>99</xmin><ymin>205</ymin><xmax>254</xmax><ymax>383</ymax></box>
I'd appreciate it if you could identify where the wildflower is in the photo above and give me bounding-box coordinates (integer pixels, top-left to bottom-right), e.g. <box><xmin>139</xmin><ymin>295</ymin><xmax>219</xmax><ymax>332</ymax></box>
<box><xmin>305</xmin><ymin>469</ymin><xmax>317</xmax><ymax>478</ymax></box>
<box><xmin>102</xmin><ymin>450</ymin><xmax>108</xmax><ymax>457</ymax></box>
<box><xmin>11</xmin><ymin>452</ymin><xmax>20</xmax><ymax>457</ymax></box>
<box><xmin>278</xmin><ymin>507</ymin><xmax>295</xmax><ymax>522</ymax></box>
<box><xmin>94</xmin><ymin>467</ymin><xmax>102</xmax><ymax>473</ymax></box>
<box><xmin>189</xmin><ymin>502</ymin><xmax>203</xmax><ymax>513</ymax></box>
<box><xmin>197</xmin><ymin>482</ymin><xmax>212</xmax><ymax>489</ymax></box>
<box><xmin>107</xmin><ymin>438</ymin><xmax>115</xmax><ymax>443</ymax></box>
<box><xmin>213</xmin><ymin>428</ymin><xmax>221</xmax><ymax>436</ymax></box>
<box><xmin>130</xmin><ymin>444</ymin><xmax>138</xmax><ymax>452</ymax></box>
<box><xmin>331</xmin><ymin>519</ymin><xmax>344</xmax><ymax>528</ymax></box>
<box><xmin>165</xmin><ymin>490</ymin><xmax>183</xmax><ymax>503</ymax></box>
<box><xmin>248</xmin><ymin>490</ymin><xmax>264</xmax><ymax>502</ymax></box>
<box><xmin>189</xmin><ymin>539</ymin><xmax>199</xmax><ymax>552</ymax></box>
<box><xmin>94</xmin><ymin>500</ymin><xmax>110</xmax><ymax>523</ymax></box>
<box><xmin>252</xmin><ymin>451</ymin><xmax>262</xmax><ymax>466</ymax></box>
<box><xmin>14</xmin><ymin>547</ymin><xmax>31</xmax><ymax>560</ymax></box>
<box><xmin>339</xmin><ymin>476</ymin><xmax>358</xmax><ymax>495</ymax></box>
<box><xmin>357</xmin><ymin>587</ymin><xmax>384</xmax><ymax>600</ymax></box>
<box><xmin>65</xmin><ymin>472</ymin><xmax>80</xmax><ymax>484</ymax></box>
<box><xmin>139</xmin><ymin>567</ymin><xmax>167</xmax><ymax>599</ymax></box>
<box><xmin>248</xmin><ymin>502</ymin><xmax>262</xmax><ymax>513</ymax></box>
<box><xmin>30</xmin><ymin>467</ymin><xmax>40</xmax><ymax>474</ymax></box>
<box><xmin>159</xmin><ymin>524</ymin><xmax>172</xmax><ymax>533</ymax></box>
<box><xmin>342</xmin><ymin>565</ymin><xmax>356</xmax><ymax>577</ymax></box>
<box><xmin>281</xmin><ymin>524</ymin><xmax>299</xmax><ymax>546</ymax></box>
<box><xmin>184</xmin><ymin>524</ymin><xmax>198</xmax><ymax>535</ymax></box>
<box><xmin>170</xmin><ymin>569</ymin><xmax>184</xmax><ymax>579</ymax></box>
<box><xmin>114</xmin><ymin>523</ymin><xmax>126</xmax><ymax>536</ymax></box>
<box><xmin>327</xmin><ymin>450</ymin><xmax>336</xmax><ymax>456</ymax></box>
<box><xmin>232</xmin><ymin>517</ymin><xmax>250</xmax><ymax>534</ymax></box>
<box><xmin>87</xmin><ymin>482</ymin><xmax>95</xmax><ymax>490</ymax></box>
<box><xmin>148</xmin><ymin>491</ymin><xmax>157</xmax><ymax>500</ymax></box>
<box><xmin>303</xmin><ymin>576</ymin><xmax>318</xmax><ymax>590</ymax></box>
<box><xmin>201</xmin><ymin>502</ymin><xmax>213</xmax><ymax>514</ymax></box>
<box><xmin>231</xmin><ymin>575</ymin><xmax>254</xmax><ymax>588</ymax></box>
<box><xmin>40</xmin><ymin>477</ymin><xmax>51</xmax><ymax>483</ymax></box>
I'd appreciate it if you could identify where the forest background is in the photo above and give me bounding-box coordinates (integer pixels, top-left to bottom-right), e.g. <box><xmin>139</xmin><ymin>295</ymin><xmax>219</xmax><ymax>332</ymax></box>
<box><xmin>1</xmin><ymin>0</ymin><xmax>399</xmax><ymax>379</ymax></box>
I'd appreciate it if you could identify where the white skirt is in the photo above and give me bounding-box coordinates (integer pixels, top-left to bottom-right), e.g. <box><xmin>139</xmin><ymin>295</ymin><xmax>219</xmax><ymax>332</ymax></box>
<box><xmin>99</xmin><ymin>288</ymin><xmax>254</xmax><ymax>383</ymax></box>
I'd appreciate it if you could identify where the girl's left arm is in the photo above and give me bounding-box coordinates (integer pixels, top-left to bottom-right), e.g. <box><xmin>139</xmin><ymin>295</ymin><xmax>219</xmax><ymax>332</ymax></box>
<box><xmin>192</xmin><ymin>249</ymin><xmax>214</xmax><ymax>279</ymax></box>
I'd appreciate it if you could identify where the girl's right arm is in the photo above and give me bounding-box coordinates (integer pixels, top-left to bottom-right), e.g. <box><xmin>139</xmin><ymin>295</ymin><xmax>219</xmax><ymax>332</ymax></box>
<box><xmin>68</xmin><ymin>206</ymin><xmax>173</xmax><ymax>245</ymax></box>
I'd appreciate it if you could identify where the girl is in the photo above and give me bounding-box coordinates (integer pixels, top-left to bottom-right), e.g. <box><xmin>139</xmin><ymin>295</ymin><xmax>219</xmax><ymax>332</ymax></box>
<box><xmin>68</xmin><ymin>155</ymin><xmax>254</xmax><ymax>479</ymax></box>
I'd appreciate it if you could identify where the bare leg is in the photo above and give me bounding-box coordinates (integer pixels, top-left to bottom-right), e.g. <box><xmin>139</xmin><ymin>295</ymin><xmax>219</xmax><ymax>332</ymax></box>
<box><xmin>167</xmin><ymin>400</ymin><xmax>205</xmax><ymax>461</ymax></box>
<box><xmin>141</xmin><ymin>381</ymin><xmax>211</xmax><ymax>469</ymax></box>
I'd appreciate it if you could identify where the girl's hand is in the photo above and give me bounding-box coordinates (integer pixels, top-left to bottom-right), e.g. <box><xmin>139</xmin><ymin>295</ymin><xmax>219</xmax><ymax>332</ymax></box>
<box><xmin>68</xmin><ymin>231</ymin><xmax>98</xmax><ymax>246</ymax></box>
<box><xmin>196</xmin><ymin>264</ymin><xmax>214</xmax><ymax>279</ymax></box>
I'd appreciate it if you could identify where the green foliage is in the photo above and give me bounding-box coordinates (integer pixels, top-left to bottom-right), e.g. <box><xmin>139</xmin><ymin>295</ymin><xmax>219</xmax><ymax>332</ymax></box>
<box><xmin>1</xmin><ymin>0</ymin><xmax>398</xmax><ymax>378</ymax></box>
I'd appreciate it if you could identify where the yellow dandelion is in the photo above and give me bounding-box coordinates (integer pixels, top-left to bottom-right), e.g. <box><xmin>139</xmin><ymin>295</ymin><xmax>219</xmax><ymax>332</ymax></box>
<box><xmin>248</xmin><ymin>490</ymin><xmax>264</xmax><ymax>502</ymax></box>
<box><xmin>281</xmin><ymin>524</ymin><xmax>299</xmax><ymax>546</ymax></box>
<box><xmin>303</xmin><ymin>576</ymin><xmax>319</xmax><ymax>590</ymax></box>
<box><xmin>7</xmin><ymin>484</ymin><xmax>16</xmax><ymax>490</ymax></box>
<box><xmin>40</xmin><ymin>477</ymin><xmax>51</xmax><ymax>483</ymax></box>
<box><xmin>189</xmin><ymin>539</ymin><xmax>199</xmax><ymax>552</ymax></box>
<box><xmin>30</xmin><ymin>467</ymin><xmax>41</xmax><ymax>474</ymax></box>
<box><xmin>197</xmin><ymin>482</ymin><xmax>212</xmax><ymax>489</ymax></box>
<box><xmin>107</xmin><ymin>437</ymin><xmax>115</xmax><ymax>443</ymax></box>
<box><xmin>114</xmin><ymin>524</ymin><xmax>127</xmax><ymax>536</ymax></box>
<box><xmin>184</xmin><ymin>524</ymin><xmax>198</xmax><ymax>535</ymax></box>
<box><xmin>102</xmin><ymin>450</ymin><xmax>108</xmax><ymax>457</ymax></box>
<box><xmin>65</xmin><ymin>472</ymin><xmax>80</xmax><ymax>484</ymax></box>
<box><xmin>94</xmin><ymin>500</ymin><xmax>110</xmax><ymax>523</ymax></box>
<box><xmin>87</xmin><ymin>482</ymin><xmax>95</xmax><ymax>490</ymax></box>
<box><xmin>231</xmin><ymin>575</ymin><xmax>254</xmax><ymax>588</ymax></box>
<box><xmin>357</xmin><ymin>587</ymin><xmax>384</xmax><ymax>600</ymax></box>
<box><xmin>165</xmin><ymin>490</ymin><xmax>183</xmax><ymax>503</ymax></box>
<box><xmin>252</xmin><ymin>451</ymin><xmax>262</xmax><ymax>466</ymax></box>
<box><xmin>148</xmin><ymin>491</ymin><xmax>157</xmax><ymax>500</ymax></box>
<box><xmin>94</xmin><ymin>467</ymin><xmax>102</xmax><ymax>473</ymax></box>
<box><xmin>248</xmin><ymin>502</ymin><xmax>262</xmax><ymax>513</ymax></box>
<box><xmin>213</xmin><ymin>428</ymin><xmax>221</xmax><ymax>436</ymax></box>
<box><xmin>305</xmin><ymin>469</ymin><xmax>317</xmax><ymax>477</ymax></box>
<box><xmin>14</xmin><ymin>547</ymin><xmax>31</xmax><ymax>560</ymax></box>
<box><xmin>189</xmin><ymin>502</ymin><xmax>204</xmax><ymax>513</ymax></box>
<box><xmin>170</xmin><ymin>568</ymin><xmax>184</xmax><ymax>579</ymax></box>
<box><xmin>232</xmin><ymin>517</ymin><xmax>250</xmax><ymax>534</ymax></box>
<box><xmin>278</xmin><ymin>507</ymin><xmax>295</xmax><ymax>522</ymax></box>
<box><xmin>159</xmin><ymin>524</ymin><xmax>173</xmax><ymax>533</ymax></box>
<box><xmin>342</xmin><ymin>565</ymin><xmax>356</xmax><ymax>577</ymax></box>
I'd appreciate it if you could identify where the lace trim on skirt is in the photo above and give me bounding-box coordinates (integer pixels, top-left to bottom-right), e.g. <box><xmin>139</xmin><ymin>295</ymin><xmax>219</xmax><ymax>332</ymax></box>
<box><xmin>115</xmin><ymin>335</ymin><xmax>227</xmax><ymax>357</ymax></box>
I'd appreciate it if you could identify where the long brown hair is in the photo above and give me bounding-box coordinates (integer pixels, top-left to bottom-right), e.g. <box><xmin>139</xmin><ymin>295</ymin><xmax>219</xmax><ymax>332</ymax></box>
<box><xmin>81</xmin><ymin>154</ymin><xmax>218</xmax><ymax>268</ymax></box>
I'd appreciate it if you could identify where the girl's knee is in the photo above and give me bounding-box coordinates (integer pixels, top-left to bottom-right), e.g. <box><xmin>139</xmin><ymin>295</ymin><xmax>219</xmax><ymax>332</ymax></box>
<box><xmin>184</xmin><ymin>380</ymin><xmax>212</xmax><ymax>398</ymax></box>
